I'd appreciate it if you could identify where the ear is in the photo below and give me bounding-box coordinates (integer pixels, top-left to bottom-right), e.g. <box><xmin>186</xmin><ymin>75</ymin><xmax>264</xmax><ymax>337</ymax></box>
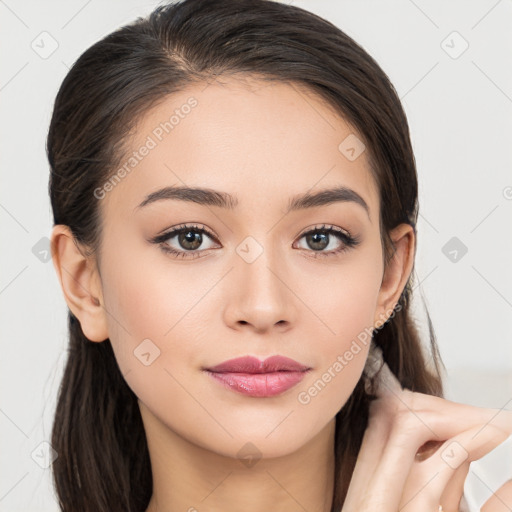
<box><xmin>374</xmin><ymin>223</ymin><xmax>415</xmax><ymax>327</ymax></box>
<box><xmin>50</xmin><ymin>224</ymin><xmax>109</xmax><ymax>342</ymax></box>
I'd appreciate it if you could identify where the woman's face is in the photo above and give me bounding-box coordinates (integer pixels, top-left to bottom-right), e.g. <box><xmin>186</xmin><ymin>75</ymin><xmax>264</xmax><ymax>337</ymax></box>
<box><xmin>94</xmin><ymin>76</ymin><xmax>393</xmax><ymax>459</ymax></box>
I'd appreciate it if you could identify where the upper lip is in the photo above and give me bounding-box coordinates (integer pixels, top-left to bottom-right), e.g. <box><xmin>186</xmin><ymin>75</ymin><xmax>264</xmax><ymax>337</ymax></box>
<box><xmin>205</xmin><ymin>355</ymin><xmax>311</xmax><ymax>374</ymax></box>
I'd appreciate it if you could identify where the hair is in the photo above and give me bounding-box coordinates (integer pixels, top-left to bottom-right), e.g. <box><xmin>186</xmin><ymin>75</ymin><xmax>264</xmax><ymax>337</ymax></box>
<box><xmin>47</xmin><ymin>0</ymin><xmax>445</xmax><ymax>510</ymax></box>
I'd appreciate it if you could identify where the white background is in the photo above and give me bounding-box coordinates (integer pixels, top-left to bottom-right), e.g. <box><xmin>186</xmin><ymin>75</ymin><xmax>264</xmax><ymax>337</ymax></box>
<box><xmin>1</xmin><ymin>0</ymin><xmax>511</xmax><ymax>510</ymax></box>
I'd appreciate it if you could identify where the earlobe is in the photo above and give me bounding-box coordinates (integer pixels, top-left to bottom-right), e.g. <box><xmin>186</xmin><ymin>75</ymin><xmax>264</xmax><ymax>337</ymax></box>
<box><xmin>374</xmin><ymin>223</ymin><xmax>415</xmax><ymax>326</ymax></box>
<box><xmin>50</xmin><ymin>225</ymin><xmax>109</xmax><ymax>342</ymax></box>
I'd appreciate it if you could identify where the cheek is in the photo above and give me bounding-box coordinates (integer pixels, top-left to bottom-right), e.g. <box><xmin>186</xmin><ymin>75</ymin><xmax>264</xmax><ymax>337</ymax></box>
<box><xmin>100</xmin><ymin>251</ymin><xmax>206</xmax><ymax>373</ymax></box>
<box><xmin>299</xmin><ymin>242</ymin><xmax>383</xmax><ymax>344</ymax></box>
<box><xmin>294</xmin><ymin>242</ymin><xmax>383</xmax><ymax>410</ymax></box>
<box><xmin>98</xmin><ymin>247</ymin><xmax>212</xmax><ymax>441</ymax></box>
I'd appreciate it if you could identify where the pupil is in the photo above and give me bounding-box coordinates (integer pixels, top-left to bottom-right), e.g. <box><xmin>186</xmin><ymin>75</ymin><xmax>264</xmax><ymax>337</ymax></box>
<box><xmin>309</xmin><ymin>232</ymin><xmax>328</xmax><ymax>250</ymax></box>
<box><xmin>180</xmin><ymin>230</ymin><xmax>201</xmax><ymax>250</ymax></box>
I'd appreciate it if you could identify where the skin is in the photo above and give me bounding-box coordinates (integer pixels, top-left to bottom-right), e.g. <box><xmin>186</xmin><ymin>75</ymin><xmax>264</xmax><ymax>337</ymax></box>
<box><xmin>345</xmin><ymin>356</ymin><xmax>512</xmax><ymax>511</ymax></box>
<box><xmin>50</xmin><ymin>76</ymin><xmax>511</xmax><ymax>511</ymax></box>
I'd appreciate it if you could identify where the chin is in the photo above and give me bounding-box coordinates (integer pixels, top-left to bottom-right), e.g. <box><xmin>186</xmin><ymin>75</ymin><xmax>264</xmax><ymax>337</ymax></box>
<box><xmin>198</xmin><ymin>422</ymin><xmax>324</xmax><ymax>463</ymax></box>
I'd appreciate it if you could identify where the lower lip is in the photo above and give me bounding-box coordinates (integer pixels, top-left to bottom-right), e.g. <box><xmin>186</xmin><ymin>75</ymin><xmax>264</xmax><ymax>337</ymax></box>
<box><xmin>205</xmin><ymin>370</ymin><xmax>309</xmax><ymax>397</ymax></box>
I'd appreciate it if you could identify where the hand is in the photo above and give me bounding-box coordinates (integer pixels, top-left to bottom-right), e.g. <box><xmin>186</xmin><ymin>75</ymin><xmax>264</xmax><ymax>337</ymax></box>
<box><xmin>342</xmin><ymin>355</ymin><xmax>512</xmax><ymax>512</ymax></box>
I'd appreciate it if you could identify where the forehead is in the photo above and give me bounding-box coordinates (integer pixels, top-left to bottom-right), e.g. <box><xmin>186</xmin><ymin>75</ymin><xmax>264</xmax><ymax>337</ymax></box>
<box><xmin>102</xmin><ymin>75</ymin><xmax>379</xmax><ymax>218</ymax></box>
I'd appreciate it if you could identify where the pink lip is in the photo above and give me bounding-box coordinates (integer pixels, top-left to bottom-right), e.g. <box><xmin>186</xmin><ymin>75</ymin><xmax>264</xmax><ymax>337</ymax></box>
<box><xmin>206</xmin><ymin>355</ymin><xmax>310</xmax><ymax>373</ymax></box>
<box><xmin>204</xmin><ymin>355</ymin><xmax>311</xmax><ymax>398</ymax></box>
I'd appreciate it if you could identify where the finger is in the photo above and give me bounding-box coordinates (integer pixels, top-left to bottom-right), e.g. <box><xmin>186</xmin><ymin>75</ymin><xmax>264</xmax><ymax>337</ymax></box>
<box><xmin>439</xmin><ymin>461</ymin><xmax>470</xmax><ymax>512</ymax></box>
<box><xmin>342</xmin><ymin>404</ymin><xmax>393</xmax><ymax>503</ymax></box>
<box><xmin>349</xmin><ymin>354</ymin><xmax>512</xmax><ymax>512</ymax></box>
<box><xmin>409</xmin><ymin>393</ymin><xmax>512</xmax><ymax>438</ymax></box>
<box><xmin>345</xmin><ymin>360</ymin><xmax>440</xmax><ymax>510</ymax></box>
<box><xmin>346</xmin><ymin>405</ymin><xmax>435</xmax><ymax>510</ymax></box>
<box><xmin>373</xmin><ymin>360</ymin><xmax>512</xmax><ymax>456</ymax></box>
<box><xmin>380</xmin><ymin>383</ymin><xmax>512</xmax><ymax>439</ymax></box>
<box><xmin>399</xmin><ymin>462</ymin><xmax>471</xmax><ymax>512</ymax></box>
<box><xmin>399</xmin><ymin>423</ymin><xmax>510</xmax><ymax>512</ymax></box>
<box><xmin>372</xmin><ymin>351</ymin><xmax>512</xmax><ymax>441</ymax></box>
<box><xmin>344</xmin><ymin>360</ymin><xmax>409</xmax><ymax>504</ymax></box>
<box><xmin>343</xmin><ymin>356</ymin><xmax>403</xmax><ymax>504</ymax></box>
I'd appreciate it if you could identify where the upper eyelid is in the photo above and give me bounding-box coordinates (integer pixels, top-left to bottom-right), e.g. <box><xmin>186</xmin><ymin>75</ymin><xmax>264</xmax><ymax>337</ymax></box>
<box><xmin>156</xmin><ymin>223</ymin><xmax>218</xmax><ymax>240</ymax></box>
<box><xmin>299</xmin><ymin>224</ymin><xmax>351</xmax><ymax>237</ymax></box>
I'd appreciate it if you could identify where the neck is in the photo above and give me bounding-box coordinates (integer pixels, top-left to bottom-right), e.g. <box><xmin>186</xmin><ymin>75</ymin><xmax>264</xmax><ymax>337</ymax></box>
<box><xmin>141</xmin><ymin>402</ymin><xmax>336</xmax><ymax>512</ymax></box>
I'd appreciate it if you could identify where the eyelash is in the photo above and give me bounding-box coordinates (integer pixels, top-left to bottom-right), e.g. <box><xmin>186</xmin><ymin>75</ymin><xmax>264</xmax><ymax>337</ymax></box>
<box><xmin>150</xmin><ymin>223</ymin><xmax>361</xmax><ymax>260</ymax></box>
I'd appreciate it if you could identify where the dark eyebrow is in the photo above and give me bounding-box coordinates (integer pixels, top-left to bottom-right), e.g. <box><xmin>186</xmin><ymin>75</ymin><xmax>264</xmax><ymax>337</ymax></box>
<box><xmin>136</xmin><ymin>186</ymin><xmax>237</xmax><ymax>210</ymax></box>
<box><xmin>136</xmin><ymin>185</ymin><xmax>370</xmax><ymax>219</ymax></box>
<box><xmin>287</xmin><ymin>186</ymin><xmax>370</xmax><ymax>218</ymax></box>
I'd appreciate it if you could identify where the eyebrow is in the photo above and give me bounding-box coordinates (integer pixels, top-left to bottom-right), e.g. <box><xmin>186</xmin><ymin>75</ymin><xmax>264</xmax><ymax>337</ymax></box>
<box><xmin>136</xmin><ymin>185</ymin><xmax>370</xmax><ymax>218</ymax></box>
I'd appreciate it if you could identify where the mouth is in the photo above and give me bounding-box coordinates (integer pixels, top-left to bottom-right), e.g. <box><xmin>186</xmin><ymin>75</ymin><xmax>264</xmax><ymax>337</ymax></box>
<box><xmin>203</xmin><ymin>355</ymin><xmax>312</xmax><ymax>398</ymax></box>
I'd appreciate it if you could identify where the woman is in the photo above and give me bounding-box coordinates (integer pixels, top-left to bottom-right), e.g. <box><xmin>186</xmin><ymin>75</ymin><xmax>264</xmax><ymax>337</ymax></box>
<box><xmin>47</xmin><ymin>0</ymin><xmax>512</xmax><ymax>510</ymax></box>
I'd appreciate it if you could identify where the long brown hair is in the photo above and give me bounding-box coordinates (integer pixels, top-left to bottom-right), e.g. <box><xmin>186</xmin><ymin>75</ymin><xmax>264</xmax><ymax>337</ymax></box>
<box><xmin>47</xmin><ymin>0</ymin><xmax>444</xmax><ymax>510</ymax></box>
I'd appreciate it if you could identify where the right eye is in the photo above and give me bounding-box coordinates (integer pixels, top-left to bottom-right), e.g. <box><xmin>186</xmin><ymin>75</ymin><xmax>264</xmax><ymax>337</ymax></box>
<box><xmin>150</xmin><ymin>223</ymin><xmax>221</xmax><ymax>259</ymax></box>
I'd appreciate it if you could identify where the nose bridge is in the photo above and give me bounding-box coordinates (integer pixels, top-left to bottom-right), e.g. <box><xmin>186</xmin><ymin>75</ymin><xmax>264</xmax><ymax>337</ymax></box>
<box><xmin>225</xmin><ymin>233</ymin><xmax>295</xmax><ymax>331</ymax></box>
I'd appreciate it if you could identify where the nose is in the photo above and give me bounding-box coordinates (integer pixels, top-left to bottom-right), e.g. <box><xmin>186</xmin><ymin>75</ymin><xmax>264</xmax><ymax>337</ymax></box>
<box><xmin>222</xmin><ymin>246</ymin><xmax>297</xmax><ymax>334</ymax></box>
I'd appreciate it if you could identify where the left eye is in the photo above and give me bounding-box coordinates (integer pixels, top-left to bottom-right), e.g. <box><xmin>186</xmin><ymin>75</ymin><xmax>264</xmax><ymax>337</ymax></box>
<box><xmin>295</xmin><ymin>228</ymin><xmax>346</xmax><ymax>252</ymax></box>
<box><xmin>293</xmin><ymin>224</ymin><xmax>360</xmax><ymax>257</ymax></box>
